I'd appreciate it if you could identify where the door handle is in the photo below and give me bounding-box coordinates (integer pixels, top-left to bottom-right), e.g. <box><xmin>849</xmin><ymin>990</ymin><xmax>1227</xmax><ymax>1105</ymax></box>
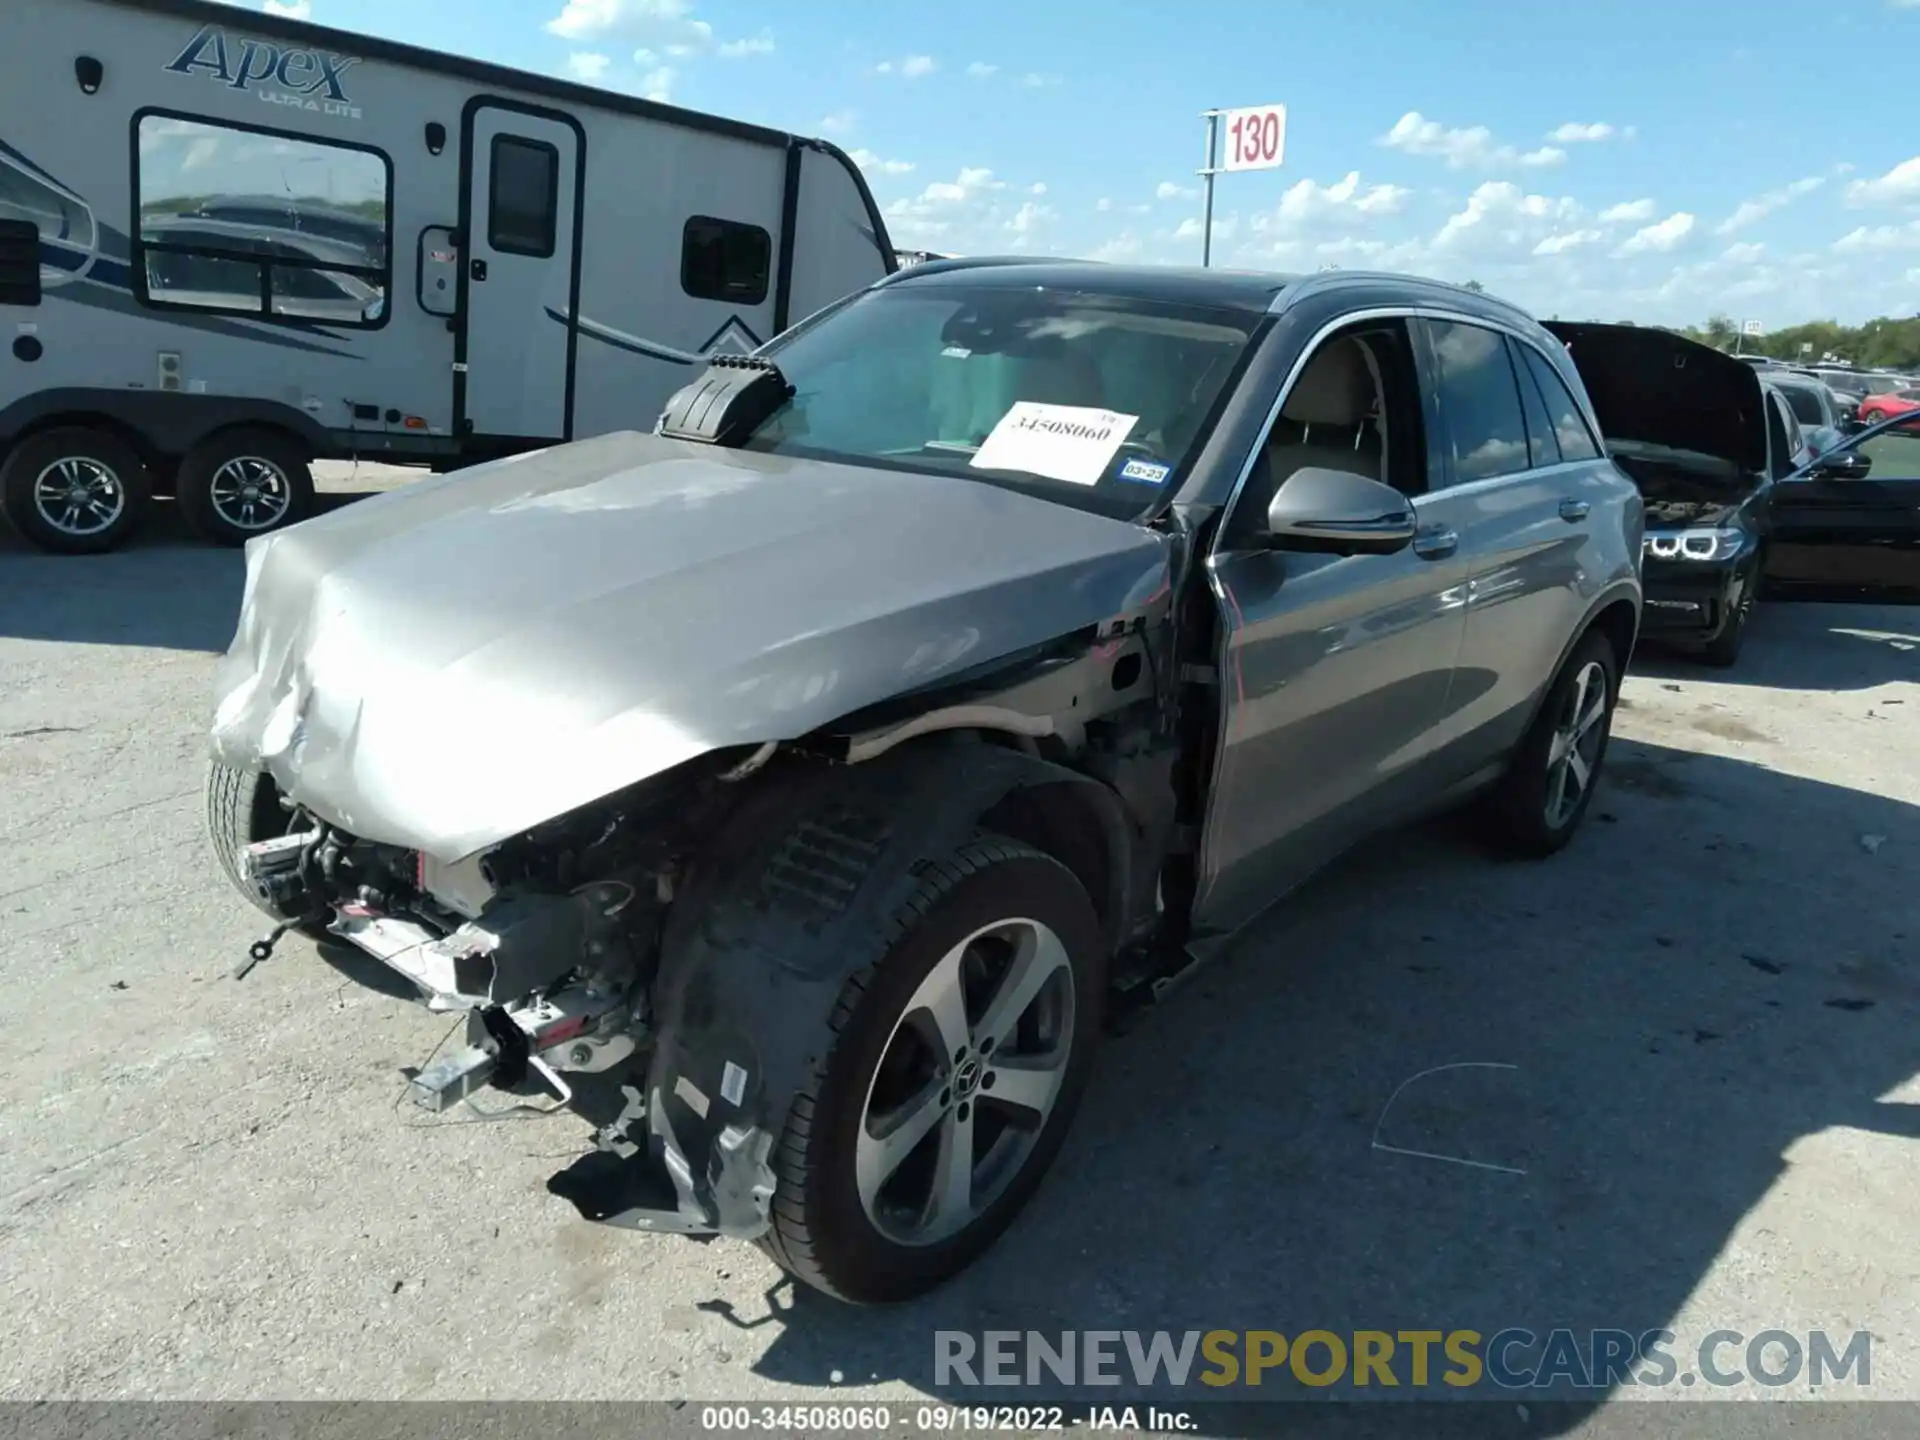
<box><xmin>470</xmin><ymin>259</ymin><xmax>489</xmax><ymax>282</ymax></box>
<box><xmin>1412</xmin><ymin>525</ymin><xmax>1458</xmax><ymax>560</ymax></box>
<box><xmin>1558</xmin><ymin>497</ymin><xmax>1590</xmax><ymax>522</ymax></box>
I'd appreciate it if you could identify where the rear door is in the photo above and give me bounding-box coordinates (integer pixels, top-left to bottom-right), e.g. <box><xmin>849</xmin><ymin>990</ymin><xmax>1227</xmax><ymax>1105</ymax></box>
<box><xmin>1767</xmin><ymin>417</ymin><xmax>1920</xmax><ymax>598</ymax></box>
<box><xmin>460</xmin><ymin>103</ymin><xmax>583</xmax><ymax>444</ymax></box>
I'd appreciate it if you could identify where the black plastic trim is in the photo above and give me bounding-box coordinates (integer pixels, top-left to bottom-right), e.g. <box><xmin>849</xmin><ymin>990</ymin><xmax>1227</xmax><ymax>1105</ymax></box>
<box><xmin>772</xmin><ymin>142</ymin><xmax>802</xmax><ymax>334</ymax></box>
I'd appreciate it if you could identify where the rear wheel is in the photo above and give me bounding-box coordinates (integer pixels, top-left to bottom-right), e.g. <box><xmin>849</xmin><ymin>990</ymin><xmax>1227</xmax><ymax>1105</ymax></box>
<box><xmin>177</xmin><ymin>428</ymin><xmax>314</xmax><ymax>546</ymax></box>
<box><xmin>0</xmin><ymin>426</ymin><xmax>150</xmax><ymax>554</ymax></box>
<box><xmin>758</xmin><ymin>839</ymin><xmax>1105</xmax><ymax>1303</ymax></box>
<box><xmin>1482</xmin><ymin>629</ymin><xmax>1619</xmax><ymax>857</ymax></box>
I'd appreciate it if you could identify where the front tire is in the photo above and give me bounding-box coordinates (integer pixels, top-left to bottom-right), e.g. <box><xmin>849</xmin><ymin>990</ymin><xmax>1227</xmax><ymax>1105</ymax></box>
<box><xmin>759</xmin><ymin>839</ymin><xmax>1106</xmax><ymax>1303</ymax></box>
<box><xmin>1482</xmin><ymin>629</ymin><xmax>1619</xmax><ymax>857</ymax></box>
<box><xmin>0</xmin><ymin>426</ymin><xmax>151</xmax><ymax>554</ymax></box>
<box><xmin>1695</xmin><ymin>579</ymin><xmax>1752</xmax><ymax>668</ymax></box>
<box><xmin>205</xmin><ymin>760</ymin><xmax>313</xmax><ymax>924</ymax></box>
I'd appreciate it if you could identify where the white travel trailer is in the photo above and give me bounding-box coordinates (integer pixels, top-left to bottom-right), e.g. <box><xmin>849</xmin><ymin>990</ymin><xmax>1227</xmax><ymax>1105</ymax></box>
<box><xmin>0</xmin><ymin>0</ymin><xmax>896</xmax><ymax>552</ymax></box>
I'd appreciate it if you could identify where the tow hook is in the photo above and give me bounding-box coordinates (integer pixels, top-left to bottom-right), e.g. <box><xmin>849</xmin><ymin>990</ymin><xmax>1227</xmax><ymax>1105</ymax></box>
<box><xmin>232</xmin><ymin>918</ymin><xmax>300</xmax><ymax>980</ymax></box>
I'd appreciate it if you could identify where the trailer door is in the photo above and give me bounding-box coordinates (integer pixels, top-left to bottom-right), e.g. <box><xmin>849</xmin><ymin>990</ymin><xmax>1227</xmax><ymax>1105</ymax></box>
<box><xmin>460</xmin><ymin>103</ymin><xmax>582</xmax><ymax>443</ymax></box>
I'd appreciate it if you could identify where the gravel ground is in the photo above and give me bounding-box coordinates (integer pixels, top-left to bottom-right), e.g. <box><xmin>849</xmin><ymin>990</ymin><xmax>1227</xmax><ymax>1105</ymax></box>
<box><xmin>1</xmin><ymin>476</ymin><xmax>1915</xmax><ymax>1427</ymax></box>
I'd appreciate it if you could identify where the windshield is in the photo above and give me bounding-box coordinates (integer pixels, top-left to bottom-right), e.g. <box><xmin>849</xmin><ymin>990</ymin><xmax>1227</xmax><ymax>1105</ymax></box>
<box><xmin>746</xmin><ymin>284</ymin><xmax>1263</xmax><ymax>519</ymax></box>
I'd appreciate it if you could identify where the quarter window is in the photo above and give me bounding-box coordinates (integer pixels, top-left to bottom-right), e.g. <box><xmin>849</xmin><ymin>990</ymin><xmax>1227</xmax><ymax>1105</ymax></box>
<box><xmin>134</xmin><ymin>113</ymin><xmax>390</xmax><ymax>326</ymax></box>
<box><xmin>1425</xmin><ymin>320</ymin><xmax>1531</xmax><ymax>485</ymax></box>
<box><xmin>681</xmin><ymin>215</ymin><xmax>772</xmax><ymax>305</ymax></box>
<box><xmin>487</xmin><ymin>136</ymin><xmax>559</xmax><ymax>258</ymax></box>
<box><xmin>1508</xmin><ymin>337</ymin><xmax>1561</xmax><ymax>468</ymax></box>
<box><xmin>1519</xmin><ymin>345</ymin><xmax>1602</xmax><ymax>461</ymax></box>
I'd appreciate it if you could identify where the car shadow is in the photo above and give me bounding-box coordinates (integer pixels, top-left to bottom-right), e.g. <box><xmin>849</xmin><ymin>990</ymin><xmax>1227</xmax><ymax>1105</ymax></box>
<box><xmin>715</xmin><ymin>735</ymin><xmax>1917</xmax><ymax>1433</ymax></box>
<box><xmin>0</xmin><ymin>489</ymin><xmax>383</xmax><ymax>652</ymax></box>
<box><xmin>1629</xmin><ymin>599</ymin><xmax>1918</xmax><ymax>693</ymax></box>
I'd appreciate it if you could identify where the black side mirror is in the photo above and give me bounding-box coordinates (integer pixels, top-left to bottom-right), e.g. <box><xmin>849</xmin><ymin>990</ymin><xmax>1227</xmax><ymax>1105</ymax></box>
<box><xmin>1815</xmin><ymin>450</ymin><xmax>1873</xmax><ymax>481</ymax></box>
<box><xmin>1264</xmin><ymin>466</ymin><xmax>1417</xmax><ymax>555</ymax></box>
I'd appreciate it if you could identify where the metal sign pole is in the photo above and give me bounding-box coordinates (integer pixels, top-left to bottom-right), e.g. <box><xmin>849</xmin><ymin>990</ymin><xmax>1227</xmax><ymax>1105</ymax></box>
<box><xmin>1199</xmin><ymin>109</ymin><xmax>1221</xmax><ymax>268</ymax></box>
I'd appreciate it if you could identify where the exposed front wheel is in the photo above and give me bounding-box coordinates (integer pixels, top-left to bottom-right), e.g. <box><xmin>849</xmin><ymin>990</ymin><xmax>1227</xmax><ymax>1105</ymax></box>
<box><xmin>758</xmin><ymin>840</ymin><xmax>1106</xmax><ymax>1303</ymax></box>
<box><xmin>177</xmin><ymin>428</ymin><xmax>315</xmax><ymax>546</ymax></box>
<box><xmin>1695</xmin><ymin>575</ymin><xmax>1753</xmax><ymax>669</ymax></box>
<box><xmin>0</xmin><ymin>426</ymin><xmax>151</xmax><ymax>554</ymax></box>
<box><xmin>1482</xmin><ymin>630</ymin><xmax>1619</xmax><ymax>857</ymax></box>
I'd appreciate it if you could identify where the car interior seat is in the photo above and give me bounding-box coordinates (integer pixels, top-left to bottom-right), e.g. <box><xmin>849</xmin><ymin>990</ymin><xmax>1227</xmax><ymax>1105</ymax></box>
<box><xmin>1241</xmin><ymin>337</ymin><xmax>1388</xmax><ymax>521</ymax></box>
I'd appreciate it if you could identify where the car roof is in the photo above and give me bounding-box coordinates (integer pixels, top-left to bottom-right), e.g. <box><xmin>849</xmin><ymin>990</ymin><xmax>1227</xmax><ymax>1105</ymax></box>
<box><xmin>878</xmin><ymin>257</ymin><xmax>1552</xmax><ymax>327</ymax></box>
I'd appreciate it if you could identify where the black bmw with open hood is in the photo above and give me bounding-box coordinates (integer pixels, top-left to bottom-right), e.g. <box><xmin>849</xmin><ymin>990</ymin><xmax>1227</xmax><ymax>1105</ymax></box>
<box><xmin>1545</xmin><ymin>322</ymin><xmax>1773</xmax><ymax>666</ymax></box>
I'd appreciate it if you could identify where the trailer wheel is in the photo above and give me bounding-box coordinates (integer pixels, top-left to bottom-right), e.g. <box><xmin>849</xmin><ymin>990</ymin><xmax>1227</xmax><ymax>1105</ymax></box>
<box><xmin>0</xmin><ymin>427</ymin><xmax>151</xmax><ymax>555</ymax></box>
<box><xmin>177</xmin><ymin>429</ymin><xmax>314</xmax><ymax>546</ymax></box>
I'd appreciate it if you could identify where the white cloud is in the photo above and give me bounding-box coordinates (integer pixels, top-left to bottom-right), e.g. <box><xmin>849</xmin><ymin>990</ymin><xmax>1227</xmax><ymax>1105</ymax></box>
<box><xmin>1833</xmin><ymin>221</ymin><xmax>1920</xmax><ymax>251</ymax></box>
<box><xmin>818</xmin><ymin>110</ymin><xmax>856</xmax><ymax>136</ymax></box>
<box><xmin>1720</xmin><ymin>242</ymin><xmax>1766</xmax><ymax>263</ymax></box>
<box><xmin>1029</xmin><ymin>182</ymin><xmax>1047</xmax><ymax>196</ymax></box>
<box><xmin>1846</xmin><ymin>156</ymin><xmax>1920</xmax><ymax>207</ymax></box>
<box><xmin>1004</xmin><ymin>201</ymin><xmax>1055</xmax><ymax>246</ymax></box>
<box><xmin>1275</xmin><ymin>171</ymin><xmax>1411</xmax><ymax>224</ymax></box>
<box><xmin>639</xmin><ymin>65</ymin><xmax>675</xmax><ymax>101</ymax></box>
<box><xmin>1717</xmin><ymin>175</ymin><xmax>1824</xmax><ymax>234</ymax></box>
<box><xmin>1088</xmin><ymin>234</ymin><xmax>1145</xmax><ymax>262</ymax></box>
<box><xmin>566</xmin><ymin>52</ymin><xmax>611</xmax><ymax>80</ymax></box>
<box><xmin>1095</xmin><ymin>197</ymin><xmax>1113</xmax><ymax>212</ymax></box>
<box><xmin>1546</xmin><ymin>122</ymin><xmax>1616</xmax><ymax>143</ymax></box>
<box><xmin>884</xmin><ymin>166</ymin><xmax>1008</xmax><ymax>245</ymax></box>
<box><xmin>262</xmin><ymin>0</ymin><xmax>311</xmax><ymax>16</ymax></box>
<box><xmin>1616</xmin><ymin>211</ymin><xmax>1696</xmax><ymax>254</ymax></box>
<box><xmin>1156</xmin><ymin>181</ymin><xmax>1197</xmax><ymax>202</ymax></box>
<box><xmin>1380</xmin><ymin>111</ymin><xmax>1567</xmax><ymax>170</ymax></box>
<box><xmin>717</xmin><ymin>32</ymin><xmax>773</xmax><ymax>57</ymax></box>
<box><xmin>966</xmin><ymin>61</ymin><xmax>998</xmax><ymax>78</ymax></box>
<box><xmin>1432</xmin><ymin>180</ymin><xmax>1582</xmax><ymax>252</ymax></box>
<box><xmin>1532</xmin><ymin>229</ymin><xmax>1602</xmax><ymax>255</ymax></box>
<box><xmin>547</xmin><ymin>0</ymin><xmax>715</xmax><ymax>51</ymax></box>
<box><xmin>848</xmin><ymin>148</ymin><xmax>914</xmax><ymax>177</ymax></box>
<box><xmin>875</xmin><ymin>55</ymin><xmax>937</xmax><ymax>78</ymax></box>
<box><xmin>1018</xmin><ymin>73</ymin><xmax>1062</xmax><ymax>88</ymax></box>
<box><xmin>1599</xmin><ymin>198</ymin><xmax>1658</xmax><ymax>224</ymax></box>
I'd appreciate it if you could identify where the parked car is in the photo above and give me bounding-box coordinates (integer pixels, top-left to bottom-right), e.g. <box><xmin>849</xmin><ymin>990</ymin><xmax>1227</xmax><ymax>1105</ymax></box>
<box><xmin>1545</xmin><ymin>324</ymin><xmax>1794</xmax><ymax>667</ymax></box>
<box><xmin>202</xmin><ymin>263</ymin><xmax>1655</xmax><ymax>1302</ymax></box>
<box><xmin>1858</xmin><ymin>386</ymin><xmax>1920</xmax><ymax>425</ymax></box>
<box><xmin>1767</xmin><ymin>372</ymin><xmax>1845</xmax><ymax>435</ymax></box>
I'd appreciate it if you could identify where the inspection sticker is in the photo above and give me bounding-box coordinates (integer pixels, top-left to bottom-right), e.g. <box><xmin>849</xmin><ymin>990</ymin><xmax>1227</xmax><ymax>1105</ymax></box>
<box><xmin>1116</xmin><ymin>456</ymin><xmax>1171</xmax><ymax>486</ymax></box>
<box><xmin>970</xmin><ymin>402</ymin><xmax>1140</xmax><ymax>486</ymax></box>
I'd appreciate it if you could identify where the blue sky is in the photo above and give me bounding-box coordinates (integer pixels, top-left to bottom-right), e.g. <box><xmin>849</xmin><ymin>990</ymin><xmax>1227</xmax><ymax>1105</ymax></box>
<box><xmin>236</xmin><ymin>0</ymin><xmax>1920</xmax><ymax>326</ymax></box>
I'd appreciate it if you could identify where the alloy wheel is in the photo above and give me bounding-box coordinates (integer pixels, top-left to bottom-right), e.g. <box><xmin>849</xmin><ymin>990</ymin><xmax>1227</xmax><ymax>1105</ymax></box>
<box><xmin>1545</xmin><ymin>659</ymin><xmax>1610</xmax><ymax>829</ymax></box>
<box><xmin>207</xmin><ymin>456</ymin><xmax>293</xmax><ymax>531</ymax></box>
<box><xmin>32</xmin><ymin>456</ymin><xmax>125</xmax><ymax>538</ymax></box>
<box><xmin>855</xmin><ymin>917</ymin><xmax>1076</xmax><ymax>1247</ymax></box>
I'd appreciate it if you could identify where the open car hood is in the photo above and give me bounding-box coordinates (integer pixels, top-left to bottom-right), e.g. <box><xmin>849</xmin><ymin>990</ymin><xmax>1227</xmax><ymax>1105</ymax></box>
<box><xmin>209</xmin><ymin>432</ymin><xmax>1172</xmax><ymax>863</ymax></box>
<box><xmin>1543</xmin><ymin>322</ymin><xmax>1768</xmax><ymax>477</ymax></box>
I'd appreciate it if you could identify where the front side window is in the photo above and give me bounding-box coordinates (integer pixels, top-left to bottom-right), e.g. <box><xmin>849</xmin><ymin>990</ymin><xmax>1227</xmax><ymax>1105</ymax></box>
<box><xmin>742</xmin><ymin>283</ymin><xmax>1263</xmax><ymax>520</ymax></box>
<box><xmin>681</xmin><ymin>216</ymin><xmax>772</xmax><ymax>305</ymax></box>
<box><xmin>135</xmin><ymin>114</ymin><xmax>389</xmax><ymax>325</ymax></box>
<box><xmin>1425</xmin><ymin>320</ymin><xmax>1531</xmax><ymax>485</ymax></box>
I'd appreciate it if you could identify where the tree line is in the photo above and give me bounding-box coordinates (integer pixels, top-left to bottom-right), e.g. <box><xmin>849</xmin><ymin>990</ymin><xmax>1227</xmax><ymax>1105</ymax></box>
<box><xmin>1671</xmin><ymin>314</ymin><xmax>1920</xmax><ymax>372</ymax></box>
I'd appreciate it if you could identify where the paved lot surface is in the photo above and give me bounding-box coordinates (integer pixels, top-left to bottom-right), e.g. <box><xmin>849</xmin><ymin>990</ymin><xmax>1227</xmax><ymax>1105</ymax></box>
<box><xmin>1</xmin><ymin>475</ymin><xmax>1916</xmax><ymax>1424</ymax></box>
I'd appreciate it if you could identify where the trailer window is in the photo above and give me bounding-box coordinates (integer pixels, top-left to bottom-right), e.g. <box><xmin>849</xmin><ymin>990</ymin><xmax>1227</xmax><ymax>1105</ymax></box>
<box><xmin>486</xmin><ymin>136</ymin><xmax>559</xmax><ymax>258</ymax></box>
<box><xmin>681</xmin><ymin>216</ymin><xmax>771</xmax><ymax>306</ymax></box>
<box><xmin>133</xmin><ymin>113</ymin><xmax>390</xmax><ymax>327</ymax></box>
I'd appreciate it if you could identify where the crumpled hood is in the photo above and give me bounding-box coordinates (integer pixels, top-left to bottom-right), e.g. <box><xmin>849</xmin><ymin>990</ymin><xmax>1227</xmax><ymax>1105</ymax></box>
<box><xmin>211</xmin><ymin>432</ymin><xmax>1172</xmax><ymax>862</ymax></box>
<box><xmin>1543</xmin><ymin>322</ymin><xmax>1768</xmax><ymax>479</ymax></box>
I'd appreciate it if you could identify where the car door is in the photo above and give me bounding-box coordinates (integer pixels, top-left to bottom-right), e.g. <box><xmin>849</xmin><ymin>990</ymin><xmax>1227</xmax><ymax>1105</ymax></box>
<box><xmin>1766</xmin><ymin>414</ymin><xmax>1920</xmax><ymax>598</ymax></box>
<box><xmin>1196</xmin><ymin>316</ymin><xmax>1471</xmax><ymax>936</ymax></box>
<box><xmin>1416</xmin><ymin>320</ymin><xmax>1603</xmax><ymax>768</ymax></box>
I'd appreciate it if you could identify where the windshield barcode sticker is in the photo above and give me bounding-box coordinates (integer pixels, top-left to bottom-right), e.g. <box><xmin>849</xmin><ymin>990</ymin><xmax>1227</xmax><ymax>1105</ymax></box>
<box><xmin>970</xmin><ymin>402</ymin><xmax>1140</xmax><ymax>486</ymax></box>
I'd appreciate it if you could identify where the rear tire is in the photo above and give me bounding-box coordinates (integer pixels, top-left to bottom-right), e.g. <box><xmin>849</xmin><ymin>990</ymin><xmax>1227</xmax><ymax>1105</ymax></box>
<box><xmin>757</xmin><ymin>839</ymin><xmax>1106</xmax><ymax>1303</ymax></box>
<box><xmin>177</xmin><ymin>428</ymin><xmax>314</xmax><ymax>546</ymax></box>
<box><xmin>1481</xmin><ymin>629</ymin><xmax>1619</xmax><ymax>858</ymax></box>
<box><xmin>0</xmin><ymin>426</ymin><xmax>150</xmax><ymax>555</ymax></box>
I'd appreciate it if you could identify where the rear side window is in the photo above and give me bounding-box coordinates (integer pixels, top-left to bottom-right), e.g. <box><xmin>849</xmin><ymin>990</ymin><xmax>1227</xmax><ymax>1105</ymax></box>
<box><xmin>1425</xmin><ymin>320</ymin><xmax>1530</xmax><ymax>485</ymax></box>
<box><xmin>681</xmin><ymin>216</ymin><xmax>772</xmax><ymax>305</ymax></box>
<box><xmin>488</xmin><ymin>136</ymin><xmax>559</xmax><ymax>258</ymax></box>
<box><xmin>1518</xmin><ymin>346</ymin><xmax>1602</xmax><ymax>461</ymax></box>
<box><xmin>1508</xmin><ymin>337</ymin><xmax>1560</xmax><ymax>468</ymax></box>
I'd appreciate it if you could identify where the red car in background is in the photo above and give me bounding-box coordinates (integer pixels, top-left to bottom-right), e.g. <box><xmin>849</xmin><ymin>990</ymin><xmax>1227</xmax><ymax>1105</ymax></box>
<box><xmin>1857</xmin><ymin>385</ymin><xmax>1920</xmax><ymax>425</ymax></box>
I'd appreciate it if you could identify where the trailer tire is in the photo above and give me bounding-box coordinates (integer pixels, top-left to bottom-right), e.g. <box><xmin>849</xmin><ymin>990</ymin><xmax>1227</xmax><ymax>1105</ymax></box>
<box><xmin>756</xmin><ymin>838</ymin><xmax>1105</xmax><ymax>1302</ymax></box>
<box><xmin>0</xmin><ymin>426</ymin><xmax>151</xmax><ymax>555</ymax></box>
<box><xmin>177</xmin><ymin>428</ymin><xmax>315</xmax><ymax>546</ymax></box>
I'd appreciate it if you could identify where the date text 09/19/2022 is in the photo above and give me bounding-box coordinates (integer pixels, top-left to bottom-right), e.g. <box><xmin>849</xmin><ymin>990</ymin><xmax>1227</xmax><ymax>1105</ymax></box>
<box><xmin>698</xmin><ymin>1405</ymin><xmax>1198</xmax><ymax>1432</ymax></box>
